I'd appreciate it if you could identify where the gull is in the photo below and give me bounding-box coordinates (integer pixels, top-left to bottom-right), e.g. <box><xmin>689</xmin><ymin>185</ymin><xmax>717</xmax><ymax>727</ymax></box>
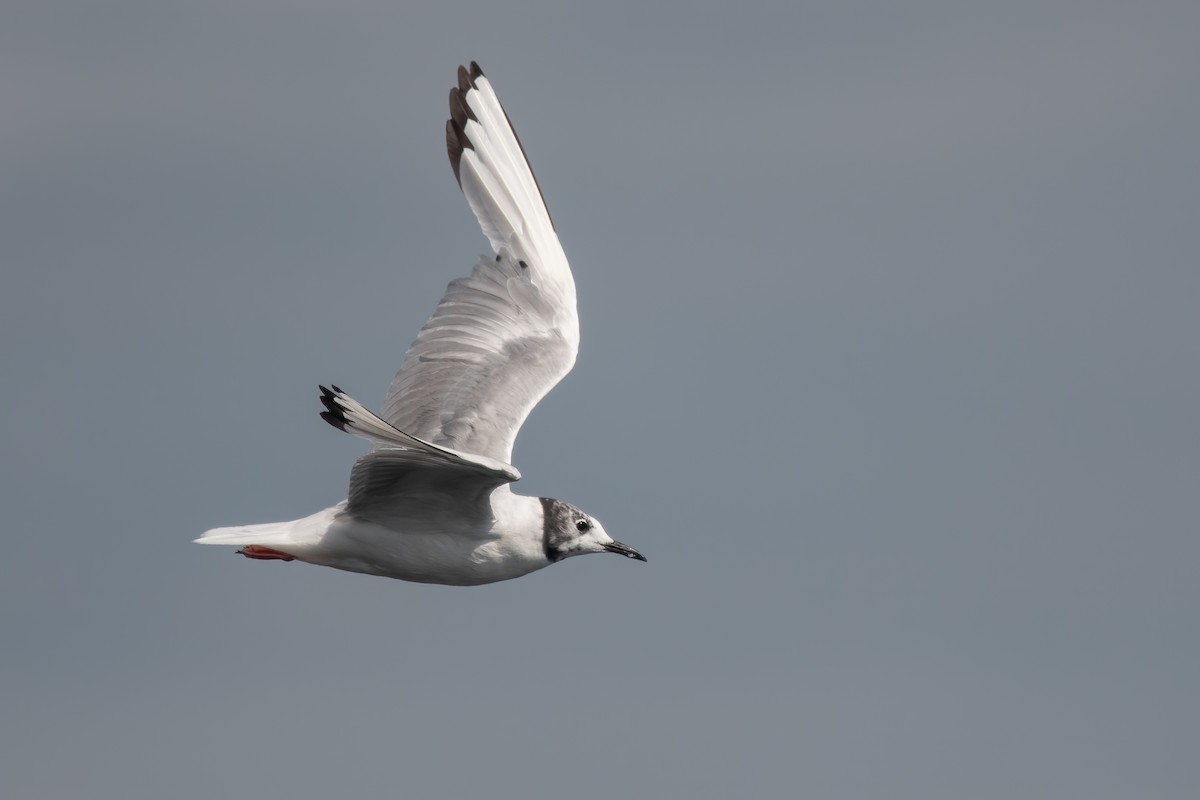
<box><xmin>196</xmin><ymin>62</ymin><xmax>645</xmax><ymax>585</ymax></box>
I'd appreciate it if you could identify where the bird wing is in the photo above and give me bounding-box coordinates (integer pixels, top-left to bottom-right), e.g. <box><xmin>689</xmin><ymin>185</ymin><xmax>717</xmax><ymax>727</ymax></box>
<box><xmin>320</xmin><ymin>384</ymin><xmax>516</xmax><ymax>526</ymax></box>
<box><xmin>379</xmin><ymin>62</ymin><xmax>579</xmax><ymax>464</ymax></box>
<box><xmin>343</xmin><ymin>449</ymin><xmax>505</xmax><ymax>529</ymax></box>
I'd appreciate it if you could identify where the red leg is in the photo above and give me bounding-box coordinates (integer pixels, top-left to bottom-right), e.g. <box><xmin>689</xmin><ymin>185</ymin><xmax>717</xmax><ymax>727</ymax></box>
<box><xmin>238</xmin><ymin>545</ymin><xmax>295</xmax><ymax>562</ymax></box>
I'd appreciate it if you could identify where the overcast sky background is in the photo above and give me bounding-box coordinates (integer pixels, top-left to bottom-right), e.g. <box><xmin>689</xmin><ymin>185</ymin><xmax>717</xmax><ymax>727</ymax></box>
<box><xmin>3</xmin><ymin>2</ymin><xmax>1198</xmax><ymax>798</ymax></box>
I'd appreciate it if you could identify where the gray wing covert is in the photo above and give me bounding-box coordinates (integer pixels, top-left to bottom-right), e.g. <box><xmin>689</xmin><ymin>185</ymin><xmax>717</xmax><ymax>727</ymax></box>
<box><xmin>344</xmin><ymin>448</ymin><xmax>503</xmax><ymax>529</ymax></box>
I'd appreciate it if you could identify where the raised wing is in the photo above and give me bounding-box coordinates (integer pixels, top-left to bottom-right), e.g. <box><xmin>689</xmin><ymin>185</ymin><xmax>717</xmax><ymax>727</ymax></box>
<box><xmin>380</xmin><ymin>63</ymin><xmax>579</xmax><ymax>464</ymax></box>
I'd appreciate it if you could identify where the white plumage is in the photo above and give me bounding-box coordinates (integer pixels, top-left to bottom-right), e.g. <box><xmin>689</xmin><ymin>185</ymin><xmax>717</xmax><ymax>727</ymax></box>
<box><xmin>196</xmin><ymin>62</ymin><xmax>645</xmax><ymax>585</ymax></box>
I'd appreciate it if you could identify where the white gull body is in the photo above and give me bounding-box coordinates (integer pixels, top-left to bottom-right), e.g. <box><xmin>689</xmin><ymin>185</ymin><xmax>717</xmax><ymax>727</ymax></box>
<box><xmin>196</xmin><ymin>62</ymin><xmax>645</xmax><ymax>585</ymax></box>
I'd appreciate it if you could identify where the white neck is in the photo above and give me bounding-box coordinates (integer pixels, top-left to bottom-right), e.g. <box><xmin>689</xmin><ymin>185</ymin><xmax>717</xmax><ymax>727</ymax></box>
<box><xmin>486</xmin><ymin>486</ymin><xmax>551</xmax><ymax>565</ymax></box>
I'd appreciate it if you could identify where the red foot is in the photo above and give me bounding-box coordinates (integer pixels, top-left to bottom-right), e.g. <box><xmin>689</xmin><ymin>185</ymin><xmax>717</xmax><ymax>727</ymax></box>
<box><xmin>238</xmin><ymin>545</ymin><xmax>295</xmax><ymax>562</ymax></box>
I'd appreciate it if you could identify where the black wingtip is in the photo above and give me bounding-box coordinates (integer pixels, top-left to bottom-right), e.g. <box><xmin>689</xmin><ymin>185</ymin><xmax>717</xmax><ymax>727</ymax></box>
<box><xmin>319</xmin><ymin>385</ymin><xmax>349</xmax><ymax>431</ymax></box>
<box><xmin>446</xmin><ymin>118</ymin><xmax>465</xmax><ymax>187</ymax></box>
<box><xmin>469</xmin><ymin>61</ymin><xmax>484</xmax><ymax>80</ymax></box>
<box><xmin>449</xmin><ymin>86</ymin><xmax>476</xmax><ymax>129</ymax></box>
<box><xmin>320</xmin><ymin>410</ymin><xmax>348</xmax><ymax>432</ymax></box>
<box><xmin>447</xmin><ymin>64</ymin><xmax>483</xmax><ymax>189</ymax></box>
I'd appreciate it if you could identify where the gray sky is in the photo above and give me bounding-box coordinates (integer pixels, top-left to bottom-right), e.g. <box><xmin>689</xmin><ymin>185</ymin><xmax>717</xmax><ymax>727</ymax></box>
<box><xmin>3</xmin><ymin>1</ymin><xmax>1198</xmax><ymax>797</ymax></box>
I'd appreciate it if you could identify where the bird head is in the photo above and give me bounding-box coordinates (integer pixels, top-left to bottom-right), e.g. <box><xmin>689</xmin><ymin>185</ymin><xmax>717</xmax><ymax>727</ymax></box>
<box><xmin>539</xmin><ymin>498</ymin><xmax>646</xmax><ymax>564</ymax></box>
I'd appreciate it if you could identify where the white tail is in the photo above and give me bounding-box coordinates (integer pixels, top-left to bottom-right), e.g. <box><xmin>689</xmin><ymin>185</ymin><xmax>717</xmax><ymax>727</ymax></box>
<box><xmin>195</xmin><ymin>506</ymin><xmax>339</xmax><ymax>548</ymax></box>
<box><xmin>194</xmin><ymin>520</ymin><xmax>299</xmax><ymax>546</ymax></box>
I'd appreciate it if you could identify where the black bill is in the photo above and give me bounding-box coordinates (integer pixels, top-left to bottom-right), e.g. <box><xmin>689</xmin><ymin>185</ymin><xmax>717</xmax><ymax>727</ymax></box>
<box><xmin>603</xmin><ymin>540</ymin><xmax>647</xmax><ymax>562</ymax></box>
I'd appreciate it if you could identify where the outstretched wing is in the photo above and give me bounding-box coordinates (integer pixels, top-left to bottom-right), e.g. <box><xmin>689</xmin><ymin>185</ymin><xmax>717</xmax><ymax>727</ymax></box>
<box><xmin>380</xmin><ymin>62</ymin><xmax>579</xmax><ymax>464</ymax></box>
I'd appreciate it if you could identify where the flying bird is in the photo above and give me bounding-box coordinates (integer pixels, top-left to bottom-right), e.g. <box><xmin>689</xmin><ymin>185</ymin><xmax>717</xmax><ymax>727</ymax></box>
<box><xmin>196</xmin><ymin>62</ymin><xmax>645</xmax><ymax>585</ymax></box>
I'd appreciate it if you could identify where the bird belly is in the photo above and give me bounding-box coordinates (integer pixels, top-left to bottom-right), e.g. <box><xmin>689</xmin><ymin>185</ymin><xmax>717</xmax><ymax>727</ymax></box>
<box><xmin>307</xmin><ymin>518</ymin><xmax>547</xmax><ymax>586</ymax></box>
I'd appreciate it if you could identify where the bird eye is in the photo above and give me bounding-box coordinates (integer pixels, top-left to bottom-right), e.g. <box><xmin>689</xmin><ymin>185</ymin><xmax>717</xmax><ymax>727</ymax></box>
<box><xmin>575</xmin><ymin>519</ymin><xmax>591</xmax><ymax>532</ymax></box>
